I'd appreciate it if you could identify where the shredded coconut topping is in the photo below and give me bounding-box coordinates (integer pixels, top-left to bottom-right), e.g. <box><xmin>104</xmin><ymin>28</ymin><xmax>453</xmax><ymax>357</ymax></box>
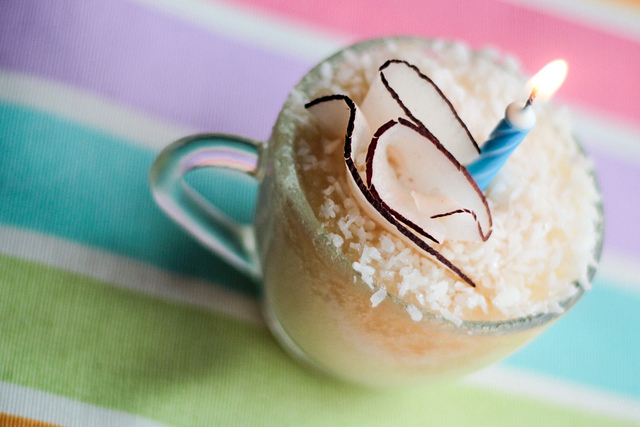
<box><xmin>294</xmin><ymin>39</ymin><xmax>601</xmax><ymax>323</ymax></box>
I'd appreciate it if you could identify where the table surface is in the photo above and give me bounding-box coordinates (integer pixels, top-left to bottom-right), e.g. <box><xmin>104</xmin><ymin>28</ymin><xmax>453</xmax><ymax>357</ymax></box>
<box><xmin>1</xmin><ymin>0</ymin><xmax>639</xmax><ymax>426</ymax></box>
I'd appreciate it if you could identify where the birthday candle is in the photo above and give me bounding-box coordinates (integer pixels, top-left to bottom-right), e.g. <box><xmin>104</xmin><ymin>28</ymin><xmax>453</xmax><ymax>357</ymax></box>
<box><xmin>467</xmin><ymin>60</ymin><xmax>568</xmax><ymax>191</ymax></box>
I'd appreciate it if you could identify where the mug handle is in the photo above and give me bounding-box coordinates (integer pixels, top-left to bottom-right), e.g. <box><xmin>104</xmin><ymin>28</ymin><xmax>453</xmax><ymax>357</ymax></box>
<box><xmin>149</xmin><ymin>133</ymin><xmax>263</xmax><ymax>281</ymax></box>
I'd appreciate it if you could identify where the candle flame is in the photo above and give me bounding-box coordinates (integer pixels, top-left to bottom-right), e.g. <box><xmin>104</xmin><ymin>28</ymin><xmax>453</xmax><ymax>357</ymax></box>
<box><xmin>526</xmin><ymin>60</ymin><xmax>568</xmax><ymax>103</ymax></box>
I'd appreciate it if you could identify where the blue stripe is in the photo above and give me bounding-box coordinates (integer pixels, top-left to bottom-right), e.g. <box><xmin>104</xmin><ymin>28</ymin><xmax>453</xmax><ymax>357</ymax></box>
<box><xmin>503</xmin><ymin>278</ymin><xmax>640</xmax><ymax>400</ymax></box>
<box><xmin>0</xmin><ymin>102</ymin><xmax>258</xmax><ymax>294</ymax></box>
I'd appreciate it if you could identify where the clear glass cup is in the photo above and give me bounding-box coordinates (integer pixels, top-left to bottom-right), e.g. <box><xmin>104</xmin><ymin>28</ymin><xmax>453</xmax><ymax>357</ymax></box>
<box><xmin>149</xmin><ymin>37</ymin><xmax>603</xmax><ymax>387</ymax></box>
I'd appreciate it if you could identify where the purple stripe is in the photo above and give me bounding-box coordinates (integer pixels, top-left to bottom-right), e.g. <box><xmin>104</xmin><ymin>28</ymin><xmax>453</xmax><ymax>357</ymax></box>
<box><xmin>589</xmin><ymin>148</ymin><xmax>640</xmax><ymax>258</ymax></box>
<box><xmin>0</xmin><ymin>0</ymin><xmax>312</xmax><ymax>141</ymax></box>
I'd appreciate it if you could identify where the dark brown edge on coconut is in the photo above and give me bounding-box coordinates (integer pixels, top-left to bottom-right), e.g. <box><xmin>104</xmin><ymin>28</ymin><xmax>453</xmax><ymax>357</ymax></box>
<box><xmin>377</xmin><ymin>60</ymin><xmax>491</xmax><ymax>241</ymax></box>
<box><xmin>379</xmin><ymin>59</ymin><xmax>481</xmax><ymax>155</ymax></box>
<box><xmin>305</xmin><ymin>94</ymin><xmax>477</xmax><ymax>287</ymax></box>
<box><xmin>431</xmin><ymin>209</ymin><xmax>487</xmax><ymax>240</ymax></box>
<box><xmin>431</xmin><ymin>209</ymin><xmax>472</xmax><ymax>219</ymax></box>
<box><xmin>397</xmin><ymin>118</ymin><xmax>493</xmax><ymax>242</ymax></box>
<box><xmin>305</xmin><ymin>94</ymin><xmax>353</xmax><ymax>109</ymax></box>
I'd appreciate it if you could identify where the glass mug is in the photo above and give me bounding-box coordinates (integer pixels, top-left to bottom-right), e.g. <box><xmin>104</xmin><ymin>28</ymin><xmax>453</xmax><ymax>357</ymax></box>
<box><xmin>149</xmin><ymin>37</ymin><xmax>602</xmax><ymax>387</ymax></box>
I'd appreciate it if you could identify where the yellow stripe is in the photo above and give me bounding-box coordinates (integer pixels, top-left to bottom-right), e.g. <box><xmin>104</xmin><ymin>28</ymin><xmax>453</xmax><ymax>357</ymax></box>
<box><xmin>0</xmin><ymin>413</ymin><xmax>61</xmax><ymax>427</ymax></box>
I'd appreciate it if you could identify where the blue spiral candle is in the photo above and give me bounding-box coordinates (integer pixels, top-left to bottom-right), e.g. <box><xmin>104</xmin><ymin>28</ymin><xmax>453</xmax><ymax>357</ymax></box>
<box><xmin>467</xmin><ymin>102</ymin><xmax>536</xmax><ymax>191</ymax></box>
<box><xmin>467</xmin><ymin>60</ymin><xmax>568</xmax><ymax>191</ymax></box>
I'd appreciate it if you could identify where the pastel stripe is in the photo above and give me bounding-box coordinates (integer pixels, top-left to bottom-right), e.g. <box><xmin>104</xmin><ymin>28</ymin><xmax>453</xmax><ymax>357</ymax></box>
<box><xmin>465</xmin><ymin>366</ymin><xmax>640</xmax><ymax>425</ymax></box>
<box><xmin>0</xmin><ymin>413</ymin><xmax>61</xmax><ymax>427</ymax></box>
<box><xmin>0</xmin><ymin>0</ymin><xmax>310</xmax><ymax>141</ymax></box>
<box><xmin>571</xmin><ymin>104</ymin><xmax>640</xmax><ymax>165</ymax></box>
<box><xmin>135</xmin><ymin>0</ymin><xmax>344</xmax><ymax>62</ymax></box>
<box><xmin>598</xmin><ymin>248</ymin><xmax>640</xmax><ymax>294</ymax></box>
<box><xmin>228</xmin><ymin>0</ymin><xmax>640</xmax><ymax>125</ymax></box>
<box><xmin>0</xmin><ymin>103</ymin><xmax>258</xmax><ymax>294</ymax></box>
<box><xmin>0</xmin><ymin>254</ymin><xmax>636</xmax><ymax>426</ymax></box>
<box><xmin>587</xmin><ymin>148</ymin><xmax>640</xmax><ymax>259</ymax></box>
<box><xmin>502</xmin><ymin>0</ymin><xmax>640</xmax><ymax>41</ymax></box>
<box><xmin>0</xmin><ymin>225</ymin><xmax>263</xmax><ymax>325</ymax></box>
<box><xmin>0</xmin><ymin>385</ymin><xmax>167</xmax><ymax>427</ymax></box>
<box><xmin>502</xmin><ymin>277</ymin><xmax>640</xmax><ymax>399</ymax></box>
<box><xmin>0</xmin><ymin>70</ymin><xmax>194</xmax><ymax>149</ymax></box>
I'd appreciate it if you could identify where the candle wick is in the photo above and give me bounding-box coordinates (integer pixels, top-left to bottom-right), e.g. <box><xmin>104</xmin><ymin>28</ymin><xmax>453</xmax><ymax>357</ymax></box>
<box><xmin>524</xmin><ymin>87</ymin><xmax>538</xmax><ymax>108</ymax></box>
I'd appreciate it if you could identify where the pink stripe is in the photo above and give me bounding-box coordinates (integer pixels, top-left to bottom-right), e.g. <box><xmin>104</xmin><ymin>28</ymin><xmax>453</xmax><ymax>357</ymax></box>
<box><xmin>227</xmin><ymin>0</ymin><xmax>640</xmax><ymax>124</ymax></box>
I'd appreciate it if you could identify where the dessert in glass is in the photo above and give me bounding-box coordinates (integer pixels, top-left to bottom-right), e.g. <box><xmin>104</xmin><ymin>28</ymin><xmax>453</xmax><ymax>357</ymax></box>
<box><xmin>256</xmin><ymin>37</ymin><xmax>603</xmax><ymax>387</ymax></box>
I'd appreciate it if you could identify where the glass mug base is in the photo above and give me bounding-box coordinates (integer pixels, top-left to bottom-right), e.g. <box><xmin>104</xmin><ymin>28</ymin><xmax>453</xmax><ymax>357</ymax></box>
<box><xmin>150</xmin><ymin>37</ymin><xmax>603</xmax><ymax>388</ymax></box>
<box><xmin>261</xmin><ymin>298</ymin><xmax>329</xmax><ymax>375</ymax></box>
<box><xmin>261</xmin><ymin>295</ymin><xmax>540</xmax><ymax>388</ymax></box>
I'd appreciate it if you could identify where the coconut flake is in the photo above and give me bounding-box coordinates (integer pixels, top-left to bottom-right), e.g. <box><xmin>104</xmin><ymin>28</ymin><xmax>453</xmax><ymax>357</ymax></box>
<box><xmin>328</xmin><ymin>233</ymin><xmax>344</xmax><ymax>248</ymax></box>
<box><xmin>439</xmin><ymin>307</ymin><xmax>463</xmax><ymax>326</ymax></box>
<box><xmin>353</xmin><ymin>261</ymin><xmax>375</xmax><ymax>288</ymax></box>
<box><xmin>406</xmin><ymin>304</ymin><xmax>423</xmax><ymax>321</ymax></box>
<box><xmin>370</xmin><ymin>286</ymin><xmax>387</xmax><ymax>307</ymax></box>
<box><xmin>380</xmin><ymin>235</ymin><xmax>396</xmax><ymax>253</ymax></box>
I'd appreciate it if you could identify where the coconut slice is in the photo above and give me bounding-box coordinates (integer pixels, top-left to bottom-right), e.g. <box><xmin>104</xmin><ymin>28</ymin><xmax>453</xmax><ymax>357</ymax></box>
<box><xmin>305</xmin><ymin>95</ymin><xmax>479</xmax><ymax>287</ymax></box>
<box><xmin>362</xmin><ymin>60</ymin><xmax>480</xmax><ymax>164</ymax></box>
<box><xmin>368</xmin><ymin>119</ymin><xmax>491</xmax><ymax>242</ymax></box>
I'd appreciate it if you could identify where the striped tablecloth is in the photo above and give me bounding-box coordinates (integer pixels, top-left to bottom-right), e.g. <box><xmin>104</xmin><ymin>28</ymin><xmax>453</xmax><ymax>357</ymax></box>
<box><xmin>1</xmin><ymin>0</ymin><xmax>639</xmax><ymax>425</ymax></box>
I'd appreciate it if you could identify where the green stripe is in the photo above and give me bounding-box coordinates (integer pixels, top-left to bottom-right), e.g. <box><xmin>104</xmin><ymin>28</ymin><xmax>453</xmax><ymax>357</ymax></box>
<box><xmin>0</xmin><ymin>254</ymin><xmax>635</xmax><ymax>427</ymax></box>
<box><xmin>0</xmin><ymin>102</ymin><xmax>258</xmax><ymax>294</ymax></box>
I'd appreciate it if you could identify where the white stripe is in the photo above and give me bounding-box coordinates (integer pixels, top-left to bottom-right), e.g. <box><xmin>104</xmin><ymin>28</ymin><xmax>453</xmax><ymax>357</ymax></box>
<box><xmin>598</xmin><ymin>248</ymin><xmax>640</xmax><ymax>293</ymax></box>
<box><xmin>135</xmin><ymin>0</ymin><xmax>345</xmax><ymax>63</ymax></box>
<box><xmin>0</xmin><ymin>382</ymin><xmax>168</xmax><ymax>427</ymax></box>
<box><xmin>0</xmin><ymin>226</ymin><xmax>264</xmax><ymax>326</ymax></box>
<box><xmin>570</xmin><ymin>103</ymin><xmax>640</xmax><ymax>164</ymax></box>
<box><xmin>0</xmin><ymin>70</ymin><xmax>194</xmax><ymax>150</ymax></box>
<box><xmin>465</xmin><ymin>365</ymin><xmax>640</xmax><ymax>424</ymax></box>
<box><xmin>503</xmin><ymin>0</ymin><xmax>640</xmax><ymax>42</ymax></box>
